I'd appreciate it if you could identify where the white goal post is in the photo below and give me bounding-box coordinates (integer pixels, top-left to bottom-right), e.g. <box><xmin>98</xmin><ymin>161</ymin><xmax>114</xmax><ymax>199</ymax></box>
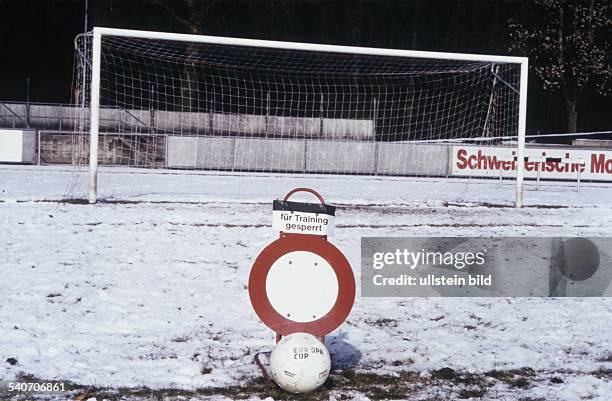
<box><xmin>80</xmin><ymin>27</ymin><xmax>528</xmax><ymax>206</ymax></box>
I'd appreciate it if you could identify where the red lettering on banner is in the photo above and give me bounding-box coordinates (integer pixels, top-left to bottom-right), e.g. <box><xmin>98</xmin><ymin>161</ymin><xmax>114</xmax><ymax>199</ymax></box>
<box><xmin>456</xmin><ymin>149</ymin><xmax>468</xmax><ymax>169</ymax></box>
<box><xmin>453</xmin><ymin>146</ymin><xmax>612</xmax><ymax>180</ymax></box>
<box><xmin>468</xmin><ymin>155</ymin><xmax>477</xmax><ymax>169</ymax></box>
<box><xmin>486</xmin><ymin>155</ymin><xmax>501</xmax><ymax>170</ymax></box>
<box><xmin>591</xmin><ymin>154</ymin><xmax>612</xmax><ymax>174</ymax></box>
<box><xmin>570</xmin><ymin>163</ymin><xmax>585</xmax><ymax>173</ymax></box>
<box><xmin>456</xmin><ymin>148</ymin><xmax>608</xmax><ymax>177</ymax></box>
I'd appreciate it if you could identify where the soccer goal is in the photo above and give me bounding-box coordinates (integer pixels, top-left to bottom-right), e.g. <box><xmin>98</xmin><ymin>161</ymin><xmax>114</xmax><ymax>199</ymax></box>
<box><xmin>73</xmin><ymin>27</ymin><xmax>528</xmax><ymax>205</ymax></box>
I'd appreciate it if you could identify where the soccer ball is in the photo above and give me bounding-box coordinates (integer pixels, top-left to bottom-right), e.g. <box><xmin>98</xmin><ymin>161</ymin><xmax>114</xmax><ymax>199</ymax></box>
<box><xmin>269</xmin><ymin>332</ymin><xmax>331</xmax><ymax>393</ymax></box>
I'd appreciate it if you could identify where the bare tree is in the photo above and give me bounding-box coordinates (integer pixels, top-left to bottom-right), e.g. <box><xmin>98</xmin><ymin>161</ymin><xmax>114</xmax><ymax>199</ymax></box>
<box><xmin>508</xmin><ymin>0</ymin><xmax>611</xmax><ymax>133</ymax></box>
<box><xmin>158</xmin><ymin>0</ymin><xmax>206</xmax><ymax>111</ymax></box>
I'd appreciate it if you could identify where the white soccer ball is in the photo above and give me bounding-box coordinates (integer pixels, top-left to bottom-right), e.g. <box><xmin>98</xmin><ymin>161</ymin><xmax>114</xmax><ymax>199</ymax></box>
<box><xmin>269</xmin><ymin>332</ymin><xmax>331</xmax><ymax>393</ymax></box>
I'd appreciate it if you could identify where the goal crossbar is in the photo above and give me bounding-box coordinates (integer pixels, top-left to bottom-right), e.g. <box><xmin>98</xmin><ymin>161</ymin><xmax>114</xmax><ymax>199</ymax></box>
<box><xmin>92</xmin><ymin>27</ymin><xmax>528</xmax><ymax>65</ymax></box>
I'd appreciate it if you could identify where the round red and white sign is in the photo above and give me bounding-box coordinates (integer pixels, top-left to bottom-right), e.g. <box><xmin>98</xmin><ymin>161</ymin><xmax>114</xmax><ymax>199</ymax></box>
<box><xmin>248</xmin><ymin>233</ymin><xmax>355</xmax><ymax>337</ymax></box>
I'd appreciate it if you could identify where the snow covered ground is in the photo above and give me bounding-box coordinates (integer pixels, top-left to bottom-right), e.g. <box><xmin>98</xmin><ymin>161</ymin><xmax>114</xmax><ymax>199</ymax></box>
<box><xmin>1</xmin><ymin>165</ymin><xmax>611</xmax><ymax>400</ymax></box>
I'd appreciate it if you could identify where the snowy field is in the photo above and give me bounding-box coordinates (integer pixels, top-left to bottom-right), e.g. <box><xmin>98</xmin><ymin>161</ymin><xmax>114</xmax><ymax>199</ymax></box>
<box><xmin>1</xmin><ymin>165</ymin><xmax>611</xmax><ymax>401</ymax></box>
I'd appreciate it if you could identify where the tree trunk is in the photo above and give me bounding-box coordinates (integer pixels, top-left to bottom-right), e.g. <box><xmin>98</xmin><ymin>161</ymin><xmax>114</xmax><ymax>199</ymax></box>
<box><xmin>566</xmin><ymin>100</ymin><xmax>577</xmax><ymax>133</ymax></box>
<box><xmin>181</xmin><ymin>46</ymin><xmax>199</xmax><ymax>111</ymax></box>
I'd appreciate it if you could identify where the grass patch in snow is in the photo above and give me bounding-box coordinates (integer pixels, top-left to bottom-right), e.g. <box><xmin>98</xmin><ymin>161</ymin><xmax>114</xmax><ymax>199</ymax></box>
<box><xmin>0</xmin><ymin>367</ymin><xmax>548</xmax><ymax>401</ymax></box>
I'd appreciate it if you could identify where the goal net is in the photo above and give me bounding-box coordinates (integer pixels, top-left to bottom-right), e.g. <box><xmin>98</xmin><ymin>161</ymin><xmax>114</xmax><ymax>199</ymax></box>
<box><xmin>72</xmin><ymin>28</ymin><xmax>527</xmax><ymax>204</ymax></box>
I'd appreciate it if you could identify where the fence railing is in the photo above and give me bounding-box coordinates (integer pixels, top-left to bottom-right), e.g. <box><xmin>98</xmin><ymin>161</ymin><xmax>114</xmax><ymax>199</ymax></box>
<box><xmin>0</xmin><ymin>101</ymin><xmax>375</xmax><ymax>140</ymax></box>
<box><xmin>0</xmin><ymin>101</ymin><xmax>84</xmax><ymax>131</ymax></box>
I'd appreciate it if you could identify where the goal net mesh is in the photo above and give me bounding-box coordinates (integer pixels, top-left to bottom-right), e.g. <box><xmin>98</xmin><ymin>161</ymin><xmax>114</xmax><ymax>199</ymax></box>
<box><xmin>72</xmin><ymin>32</ymin><xmax>521</xmax><ymax>177</ymax></box>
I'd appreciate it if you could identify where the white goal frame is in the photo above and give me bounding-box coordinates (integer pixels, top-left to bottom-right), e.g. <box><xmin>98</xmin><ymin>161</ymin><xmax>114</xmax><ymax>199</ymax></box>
<box><xmin>87</xmin><ymin>27</ymin><xmax>528</xmax><ymax>206</ymax></box>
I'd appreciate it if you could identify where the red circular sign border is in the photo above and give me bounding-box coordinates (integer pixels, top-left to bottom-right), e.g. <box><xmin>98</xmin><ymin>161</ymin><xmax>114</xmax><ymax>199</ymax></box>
<box><xmin>248</xmin><ymin>233</ymin><xmax>355</xmax><ymax>337</ymax></box>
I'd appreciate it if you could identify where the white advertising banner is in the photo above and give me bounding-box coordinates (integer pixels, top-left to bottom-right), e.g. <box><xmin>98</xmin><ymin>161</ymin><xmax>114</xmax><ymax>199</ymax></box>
<box><xmin>451</xmin><ymin>145</ymin><xmax>612</xmax><ymax>181</ymax></box>
<box><xmin>0</xmin><ymin>129</ymin><xmax>24</xmax><ymax>163</ymax></box>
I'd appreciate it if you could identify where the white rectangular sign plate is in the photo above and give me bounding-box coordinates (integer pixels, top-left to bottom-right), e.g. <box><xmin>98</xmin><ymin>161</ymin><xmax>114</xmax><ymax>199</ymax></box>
<box><xmin>272</xmin><ymin>210</ymin><xmax>335</xmax><ymax>236</ymax></box>
<box><xmin>0</xmin><ymin>130</ymin><xmax>24</xmax><ymax>163</ymax></box>
<box><xmin>272</xmin><ymin>200</ymin><xmax>336</xmax><ymax>236</ymax></box>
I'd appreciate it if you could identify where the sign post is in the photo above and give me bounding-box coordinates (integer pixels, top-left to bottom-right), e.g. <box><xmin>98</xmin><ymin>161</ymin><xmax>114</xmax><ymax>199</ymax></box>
<box><xmin>248</xmin><ymin>188</ymin><xmax>355</xmax><ymax>342</ymax></box>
